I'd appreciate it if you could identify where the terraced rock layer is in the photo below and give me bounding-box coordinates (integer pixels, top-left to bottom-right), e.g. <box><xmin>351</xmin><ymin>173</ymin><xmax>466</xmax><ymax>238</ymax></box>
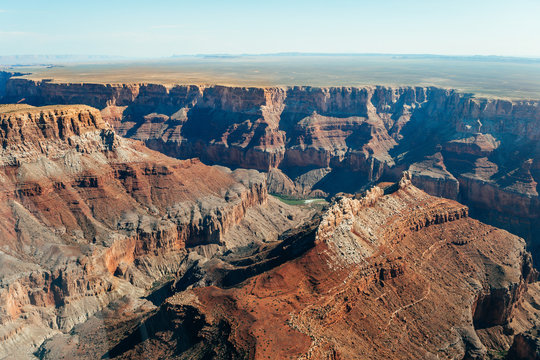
<box><xmin>0</xmin><ymin>104</ymin><xmax>274</xmax><ymax>358</ymax></box>
<box><xmin>1</xmin><ymin>75</ymin><xmax>538</xmax><ymax>262</ymax></box>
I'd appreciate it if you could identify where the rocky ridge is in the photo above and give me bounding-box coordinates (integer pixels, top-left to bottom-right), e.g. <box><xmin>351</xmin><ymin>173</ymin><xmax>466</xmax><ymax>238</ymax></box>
<box><xmin>95</xmin><ymin>176</ymin><xmax>536</xmax><ymax>360</ymax></box>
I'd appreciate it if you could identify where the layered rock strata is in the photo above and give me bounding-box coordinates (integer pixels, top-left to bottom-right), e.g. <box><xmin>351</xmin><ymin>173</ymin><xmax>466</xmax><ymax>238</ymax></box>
<box><xmin>104</xmin><ymin>177</ymin><xmax>536</xmax><ymax>359</ymax></box>
<box><xmin>2</xmin><ymin>76</ymin><xmax>538</xmax><ymax>261</ymax></box>
<box><xmin>0</xmin><ymin>104</ymin><xmax>271</xmax><ymax>358</ymax></box>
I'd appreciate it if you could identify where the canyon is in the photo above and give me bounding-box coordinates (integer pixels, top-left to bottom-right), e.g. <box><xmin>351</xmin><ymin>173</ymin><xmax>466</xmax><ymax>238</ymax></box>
<box><xmin>35</xmin><ymin>174</ymin><xmax>540</xmax><ymax>359</ymax></box>
<box><xmin>0</xmin><ymin>104</ymin><xmax>310</xmax><ymax>358</ymax></box>
<box><xmin>0</xmin><ymin>72</ymin><xmax>538</xmax><ymax>359</ymax></box>
<box><xmin>1</xmin><ymin>74</ymin><xmax>538</xmax><ymax>262</ymax></box>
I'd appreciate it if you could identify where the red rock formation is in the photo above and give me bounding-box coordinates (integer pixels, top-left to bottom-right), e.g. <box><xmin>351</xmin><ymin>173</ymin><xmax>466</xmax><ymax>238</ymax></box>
<box><xmin>1</xmin><ymin>78</ymin><xmax>539</xmax><ymax>358</ymax></box>
<box><xmin>107</xmin><ymin>178</ymin><xmax>535</xmax><ymax>360</ymax></box>
<box><xmin>2</xmin><ymin>78</ymin><xmax>538</xmax><ymax>261</ymax></box>
<box><xmin>0</xmin><ymin>104</ymin><xmax>270</xmax><ymax>357</ymax></box>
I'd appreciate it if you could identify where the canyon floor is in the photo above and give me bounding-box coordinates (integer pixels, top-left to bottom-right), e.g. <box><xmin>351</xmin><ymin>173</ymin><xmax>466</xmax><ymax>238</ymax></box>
<box><xmin>0</xmin><ymin>69</ymin><xmax>539</xmax><ymax>359</ymax></box>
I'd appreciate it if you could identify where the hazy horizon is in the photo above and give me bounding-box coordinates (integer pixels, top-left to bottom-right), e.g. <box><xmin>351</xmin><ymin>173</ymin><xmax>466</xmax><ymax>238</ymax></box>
<box><xmin>2</xmin><ymin>53</ymin><xmax>540</xmax><ymax>68</ymax></box>
<box><xmin>2</xmin><ymin>52</ymin><xmax>540</xmax><ymax>60</ymax></box>
<box><xmin>5</xmin><ymin>54</ymin><xmax>540</xmax><ymax>99</ymax></box>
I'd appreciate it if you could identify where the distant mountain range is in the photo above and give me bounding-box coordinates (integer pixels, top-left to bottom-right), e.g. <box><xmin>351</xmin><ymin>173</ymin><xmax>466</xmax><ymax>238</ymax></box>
<box><xmin>173</xmin><ymin>52</ymin><xmax>540</xmax><ymax>63</ymax></box>
<box><xmin>2</xmin><ymin>53</ymin><xmax>540</xmax><ymax>67</ymax></box>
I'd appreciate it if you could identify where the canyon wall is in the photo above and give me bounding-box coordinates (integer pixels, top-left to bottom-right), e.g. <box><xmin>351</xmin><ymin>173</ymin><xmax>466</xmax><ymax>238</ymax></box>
<box><xmin>0</xmin><ymin>104</ymin><xmax>270</xmax><ymax>357</ymax></box>
<box><xmin>1</xmin><ymin>74</ymin><xmax>538</xmax><ymax>262</ymax></box>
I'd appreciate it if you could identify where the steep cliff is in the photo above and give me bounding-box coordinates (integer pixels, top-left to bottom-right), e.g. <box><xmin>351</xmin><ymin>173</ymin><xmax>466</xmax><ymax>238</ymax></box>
<box><xmin>507</xmin><ymin>328</ymin><xmax>540</xmax><ymax>360</ymax></box>
<box><xmin>0</xmin><ymin>71</ymin><xmax>13</xmax><ymax>99</ymax></box>
<box><xmin>0</xmin><ymin>104</ymin><xmax>280</xmax><ymax>358</ymax></box>
<box><xmin>94</xmin><ymin>176</ymin><xmax>536</xmax><ymax>360</ymax></box>
<box><xmin>2</xmin><ymin>77</ymin><xmax>538</xmax><ymax>264</ymax></box>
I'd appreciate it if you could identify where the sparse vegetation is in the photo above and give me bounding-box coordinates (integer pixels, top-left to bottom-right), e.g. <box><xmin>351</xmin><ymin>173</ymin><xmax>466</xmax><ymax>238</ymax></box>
<box><xmin>488</xmin><ymin>349</ymin><xmax>508</xmax><ymax>359</ymax></box>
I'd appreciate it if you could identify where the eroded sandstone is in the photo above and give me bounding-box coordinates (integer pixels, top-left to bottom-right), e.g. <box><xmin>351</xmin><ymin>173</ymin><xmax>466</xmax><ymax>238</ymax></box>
<box><xmin>2</xmin><ymin>77</ymin><xmax>537</xmax><ymax>264</ymax></box>
<box><xmin>0</xmin><ymin>104</ymin><xmax>276</xmax><ymax>358</ymax></box>
<box><xmin>103</xmin><ymin>177</ymin><xmax>536</xmax><ymax>360</ymax></box>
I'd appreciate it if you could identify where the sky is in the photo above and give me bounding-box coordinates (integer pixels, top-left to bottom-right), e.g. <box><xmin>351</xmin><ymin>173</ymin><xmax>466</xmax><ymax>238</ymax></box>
<box><xmin>0</xmin><ymin>0</ymin><xmax>539</xmax><ymax>58</ymax></box>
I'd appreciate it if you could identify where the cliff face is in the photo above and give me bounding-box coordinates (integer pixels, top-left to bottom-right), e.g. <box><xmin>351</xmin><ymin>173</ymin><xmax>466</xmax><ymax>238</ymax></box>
<box><xmin>2</xmin><ymin>77</ymin><xmax>538</xmax><ymax>262</ymax></box>
<box><xmin>0</xmin><ymin>71</ymin><xmax>14</xmax><ymax>99</ymax></box>
<box><xmin>0</xmin><ymin>104</ymin><xmax>271</xmax><ymax>358</ymax></box>
<box><xmin>103</xmin><ymin>177</ymin><xmax>535</xmax><ymax>360</ymax></box>
<box><xmin>507</xmin><ymin>328</ymin><xmax>540</xmax><ymax>360</ymax></box>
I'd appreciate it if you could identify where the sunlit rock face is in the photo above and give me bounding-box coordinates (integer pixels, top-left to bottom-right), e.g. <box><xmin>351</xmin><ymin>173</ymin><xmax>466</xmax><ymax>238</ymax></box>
<box><xmin>3</xmin><ymin>78</ymin><xmax>538</xmax><ymax>261</ymax></box>
<box><xmin>0</xmin><ymin>104</ymin><xmax>274</xmax><ymax>357</ymax></box>
<box><xmin>102</xmin><ymin>178</ymin><xmax>535</xmax><ymax>360</ymax></box>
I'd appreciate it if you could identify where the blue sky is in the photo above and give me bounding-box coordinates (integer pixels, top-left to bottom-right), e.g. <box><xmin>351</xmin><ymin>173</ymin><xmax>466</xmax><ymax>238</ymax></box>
<box><xmin>0</xmin><ymin>0</ymin><xmax>539</xmax><ymax>57</ymax></box>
